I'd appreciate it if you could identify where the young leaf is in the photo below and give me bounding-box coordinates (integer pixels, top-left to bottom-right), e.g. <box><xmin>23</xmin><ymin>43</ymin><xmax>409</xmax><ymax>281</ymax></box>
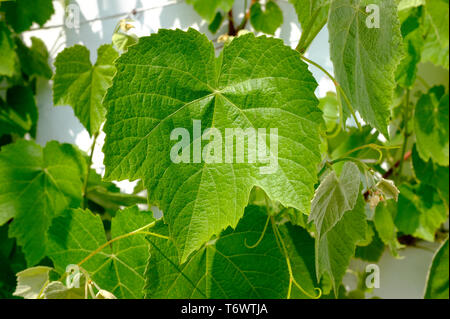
<box><xmin>47</xmin><ymin>206</ymin><xmax>154</xmax><ymax>299</ymax></box>
<box><xmin>1</xmin><ymin>0</ymin><xmax>55</xmax><ymax>33</ymax></box>
<box><xmin>309</xmin><ymin>162</ymin><xmax>361</xmax><ymax>237</ymax></box>
<box><xmin>102</xmin><ymin>29</ymin><xmax>322</xmax><ymax>263</ymax></box>
<box><xmin>395</xmin><ymin>184</ymin><xmax>447</xmax><ymax>242</ymax></box>
<box><xmin>328</xmin><ymin>0</ymin><xmax>403</xmax><ymax>137</ymax></box>
<box><xmin>316</xmin><ymin>193</ymin><xmax>368</xmax><ymax>294</ymax></box>
<box><xmin>145</xmin><ymin>206</ymin><xmax>317</xmax><ymax>299</ymax></box>
<box><xmin>13</xmin><ymin>266</ymin><xmax>52</xmax><ymax>299</ymax></box>
<box><xmin>424</xmin><ymin>238</ymin><xmax>449</xmax><ymax>299</ymax></box>
<box><xmin>53</xmin><ymin>44</ymin><xmax>118</xmax><ymax>135</ymax></box>
<box><xmin>414</xmin><ymin>86</ymin><xmax>449</xmax><ymax>166</ymax></box>
<box><xmin>250</xmin><ymin>1</ymin><xmax>283</xmax><ymax>35</ymax></box>
<box><xmin>289</xmin><ymin>0</ymin><xmax>330</xmax><ymax>51</ymax></box>
<box><xmin>355</xmin><ymin>223</ymin><xmax>385</xmax><ymax>262</ymax></box>
<box><xmin>0</xmin><ymin>140</ymin><xmax>85</xmax><ymax>265</ymax></box>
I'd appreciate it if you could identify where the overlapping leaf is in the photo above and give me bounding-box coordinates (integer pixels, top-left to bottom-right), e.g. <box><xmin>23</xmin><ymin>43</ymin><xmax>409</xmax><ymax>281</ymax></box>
<box><xmin>0</xmin><ymin>21</ymin><xmax>17</xmax><ymax>77</ymax></box>
<box><xmin>0</xmin><ymin>140</ymin><xmax>85</xmax><ymax>265</ymax></box>
<box><xmin>145</xmin><ymin>206</ymin><xmax>317</xmax><ymax>299</ymax></box>
<box><xmin>250</xmin><ymin>1</ymin><xmax>283</xmax><ymax>35</ymax></box>
<box><xmin>102</xmin><ymin>29</ymin><xmax>322</xmax><ymax>262</ymax></box>
<box><xmin>53</xmin><ymin>44</ymin><xmax>118</xmax><ymax>135</ymax></box>
<box><xmin>186</xmin><ymin>0</ymin><xmax>234</xmax><ymax>22</ymax></box>
<box><xmin>328</xmin><ymin>0</ymin><xmax>403</xmax><ymax>136</ymax></box>
<box><xmin>47</xmin><ymin>206</ymin><xmax>153</xmax><ymax>299</ymax></box>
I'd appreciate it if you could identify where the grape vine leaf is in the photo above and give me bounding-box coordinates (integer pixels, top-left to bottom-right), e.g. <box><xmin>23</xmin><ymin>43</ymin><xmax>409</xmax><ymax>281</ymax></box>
<box><xmin>424</xmin><ymin>238</ymin><xmax>449</xmax><ymax>299</ymax></box>
<box><xmin>412</xmin><ymin>145</ymin><xmax>449</xmax><ymax>207</ymax></box>
<box><xmin>250</xmin><ymin>1</ymin><xmax>283</xmax><ymax>35</ymax></box>
<box><xmin>309</xmin><ymin>162</ymin><xmax>361</xmax><ymax>237</ymax></box>
<box><xmin>16</xmin><ymin>37</ymin><xmax>52</xmax><ymax>80</ymax></box>
<box><xmin>414</xmin><ymin>86</ymin><xmax>449</xmax><ymax>166</ymax></box>
<box><xmin>102</xmin><ymin>29</ymin><xmax>322</xmax><ymax>263</ymax></box>
<box><xmin>186</xmin><ymin>0</ymin><xmax>234</xmax><ymax>22</ymax></box>
<box><xmin>355</xmin><ymin>223</ymin><xmax>385</xmax><ymax>262</ymax></box>
<box><xmin>328</xmin><ymin>0</ymin><xmax>403</xmax><ymax>137</ymax></box>
<box><xmin>0</xmin><ymin>86</ymin><xmax>38</xmax><ymax>138</ymax></box>
<box><xmin>0</xmin><ymin>140</ymin><xmax>85</xmax><ymax>266</ymax></box>
<box><xmin>395</xmin><ymin>184</ymin><xmax>447</xmax><ymax>242</ymax></box>
<box><xmin>289</xmin><ymin>0</ymin><xmax>330</xmax><ymax>51</ymax></box>
<box><xmin>53</xmin><ymin>44</ymin><xmax>118</xmax><ymax>135</ymax></box>
<box><xmin>395</xmin><ymin>6</ymin><xmax>424</xmax><ymax>88</ymax></box>
<box><xmin>424</xmin><ymin>0</ymin><xmax>449</xmax><ymax>49</ymax></box>
<box><xmin>13</xmin><ymin>266</ymin><xmax>53</xmax><ymax>299</ymax></box>
<box><xmin>373</xmin><ymin>201</ymin><xmax>402</xmax><ymax>257</ymax></box>
<box><xmin>316</xmin><ymin>193</ymin><xmax>367</xmax><ymax>294</ymax></box>
<box><xmin>397</xmin><ymin>0</ymin><xmax>425</xmax><ymax>11</ymax></box>
<box><xmin>0</xmin><ymin>0</ymin><xmax>55</xmax><ymax>33</ymax></box>
<box><xmin>0</xmin><ymin>21</ymin><xmax>18</xmax><ymax>77</ymax></box>
<box><xmin>47</xmin><ymin>206</ymin><xmax>154</xmax><ymax>299</ymax></box>
<box><xmin>145</xmin><ymin>205</ymin><xmax>317</xmax><ymax>299</ymax></box>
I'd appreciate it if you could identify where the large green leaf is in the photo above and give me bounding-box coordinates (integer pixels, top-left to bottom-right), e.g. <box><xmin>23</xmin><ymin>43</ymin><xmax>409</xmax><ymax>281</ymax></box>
<box><xmin>186</xmin><ymin>0</ymin><xmax>234</xmax><ymax>22</ymax></box>
<box><xmin>424</xmin><ymin>0</ymin><xmax>449</xmax><ymax>48</ymax></box>
<box><xmin>0</xmin><ymin>21</ymin><xmax>18</xmax><ymax>77</ymax></box>
<box><xmin>424</xmin><ymin>238</ymin><xmax>449</xmax><ymax>299</ymax></box>
<box><xmin>47</xmin><ymin>206</ymin><xmax>153</xmax><ymax>299</ymax></box>
<box><xmin>1</xmin><ymin>0</ymin><xmax>55</xmax><ymax>33</ymax></box>
<box><xmin>316</xmin><ymin>193</ymin><xmax>367</xmax><ymax>294</ymax></box>
<box><xmin>53</xmin><ymin>44</ymin><xmax>118</xmax><ymax>135</ymax></box>
<box><xmin>395</xmin><ymin>184</ymin><xmax>447</xmax><ymax>242</ymax></box>
<box><xmin>250</xmin><ymin>1</ymin><xmax>283</xmax><ymax>35</ymax></box>
<box><xmin>328</xmin><ymin>0</ymin><xmax>403</xmax><ymax>136</ymax></box>
<box><xmin>145</xmin><ymin>205</ymin><xmax>317</xmax><ymax>299</ymax></box>
<box><xmin>102</xmin><ymin>29</ymin><xmax>322</xmax><ymax>262</ymax></box>
<box><xmin>414</xmin><ymin>86</ymin><xmax>449</xmax><ymax>166</ymax></box>
<box><xmin>289</xmin><ymin>0</ymin><xmax>330</xmax><ymax>51</ymax></box>
<box><xmin>309</xmin><ymin>162</ymin><xmax>361</xmax><ymax>237</ymax></box>
<box><xmin>0</xmin><ymin>140</ymin><xmax>85</xmax><ymax>265</ymax></box>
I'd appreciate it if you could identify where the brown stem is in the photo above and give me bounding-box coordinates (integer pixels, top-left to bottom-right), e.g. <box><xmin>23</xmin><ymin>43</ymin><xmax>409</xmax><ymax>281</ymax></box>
<box><xmin>228</xmin><ymin>10</ymin><xmax>237</xmax><ymax>36</ymax></box>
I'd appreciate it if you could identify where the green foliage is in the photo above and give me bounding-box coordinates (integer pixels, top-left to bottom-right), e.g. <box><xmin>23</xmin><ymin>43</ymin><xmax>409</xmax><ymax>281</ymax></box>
<box><xmin>53</xmin><ymin>44</ymin><xmax>118</xmax><ymax>135</ymax></box>
<box><xmin>328</xmin><ymin>0</ymin><xmax>403</xmax><ymax>137</ymax></box>
<box><xmin>250</xmin><ymin>1</ymin><xmax>283</xmax><ymax>35</ymax></box>
<box><xmin>424</xmin><ymin>238</ymin><xmax>449</xmax><ymax>299</ymax></box>
<box><xmin>0</xmin><ymin>0</ymin><xmax>448</xmax><ymax>300</ymax></box>
<box><xmin>102</xmin><ymin>29</ymin><xmax>322</xmax><ymax>263</ymax></box>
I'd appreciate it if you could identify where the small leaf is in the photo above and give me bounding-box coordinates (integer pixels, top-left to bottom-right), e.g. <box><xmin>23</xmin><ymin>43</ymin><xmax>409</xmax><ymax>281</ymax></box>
<box><xmin>414</xmin><ymin>86</ymin><xmax>449</xmax><ymax>166</ymax></box>
<box><xmin>53</xmin><ymin>44</ymin><xmax>118</xmax><ymax>135</ymax></box>
<box><xmin>375</xmin><ymin>178</ymin><xmax>400</xmax><ymax>202</ymax></box>
<box><xmin>250</xmin><ymin>1</ymin><xmax>283</xmax><ymax>35</ymax></box>
<box><xmin>373</xmin><ymin>201</ymin><xmax>403</xmax><ymax>257</ymax></box>
<box><xmin>309</xmin><ymin>162</ymin><xmax>361</xmax><ymax>237</ymax></box>
<box><xmin>186</xmin><ymin>0</ymin><xmax>234</xmax><ymax>22</ymax></box>
<box><xmin>43</xmin><ymin>281</ymin><xmax>84</xmax><ymax>299</ymax></box>
<box><xmin>13</xmin><ymin>266</ymin><xmax>52</xmax><ymax>299</ymax></box>
<box><xmin>395</xmin><ymin>184</ymin><xmax>447</xmax><ymax>242</ymax></box>
<box><xmin>16</xmin><ymin>37</ymin><xmax>52</xmax><ymax>79</ymax></box>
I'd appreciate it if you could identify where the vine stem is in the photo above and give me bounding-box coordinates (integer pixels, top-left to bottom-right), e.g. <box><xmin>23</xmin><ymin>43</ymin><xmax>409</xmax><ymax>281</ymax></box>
<box><xmin>298</xmin><ymin>55</ymin><xmax>363</xmax><ymax>131</ymax></box>
<box><xmin>82</xmin><ymin>132</ymin><xmax>99</xmax><ymax>209</ymax></box>
<box><xmin>78</xmin><ymin>220</ymin><xmax>166</xmax><ymax>267</ymax></box>
<box><xmin>398</xmin><ymin>89</ymin><xmax>410</xmax><ymax>177</ymax></box>
<box><xmin>271</xmin><ymin>217</ymin><xmax>322</xmax><ymax>299</ymax></box>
